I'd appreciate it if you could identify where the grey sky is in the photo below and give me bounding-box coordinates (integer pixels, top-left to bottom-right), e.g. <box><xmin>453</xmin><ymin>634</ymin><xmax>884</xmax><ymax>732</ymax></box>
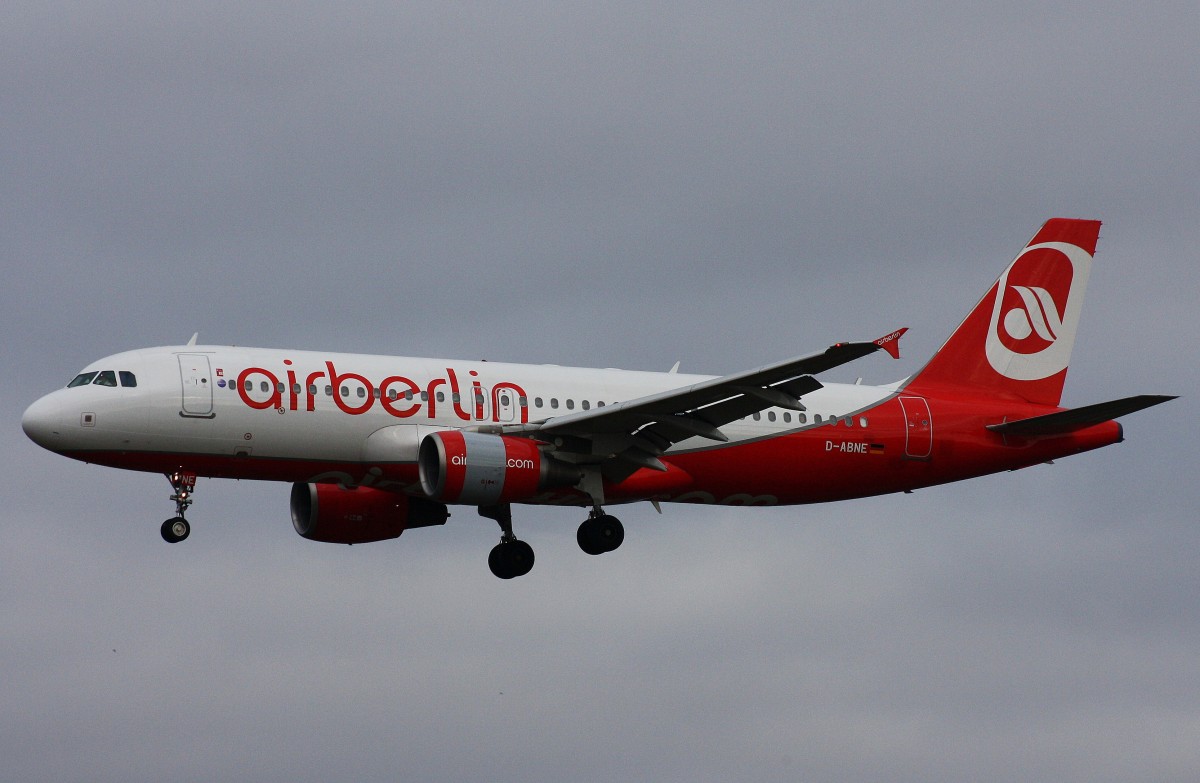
<box><xmin>3</xmin><ymin>3</ymin><xmax>1197</xmax><ymax>781</ymax></box>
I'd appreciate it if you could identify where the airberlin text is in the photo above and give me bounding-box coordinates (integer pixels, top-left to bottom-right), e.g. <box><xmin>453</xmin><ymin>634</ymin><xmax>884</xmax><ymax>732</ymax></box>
<box><xmin>234</xmin><ymin>360</ymin><xmax>529</xmax><ymax>424</ymax></box>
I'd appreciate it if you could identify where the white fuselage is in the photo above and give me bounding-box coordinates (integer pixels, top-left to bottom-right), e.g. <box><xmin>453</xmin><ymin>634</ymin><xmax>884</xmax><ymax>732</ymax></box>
<box><xmin>24</xmin><ymin>344</ymin><xmax>894</xmax><ymax>498</ymax></box>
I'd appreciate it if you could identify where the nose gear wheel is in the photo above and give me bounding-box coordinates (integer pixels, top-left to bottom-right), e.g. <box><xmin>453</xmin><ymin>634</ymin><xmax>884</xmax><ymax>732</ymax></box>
<box><xmin>161</xmin><ymin>517</ymin><xmax>190</xmax><ymax>543</ymax></box>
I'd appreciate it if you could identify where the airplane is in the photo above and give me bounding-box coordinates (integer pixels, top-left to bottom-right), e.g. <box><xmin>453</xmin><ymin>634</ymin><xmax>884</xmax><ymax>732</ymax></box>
<box><xmin>22</xmin><ymin>218</ymin><xmax>1173</xmax><ymax>578</ymax></box>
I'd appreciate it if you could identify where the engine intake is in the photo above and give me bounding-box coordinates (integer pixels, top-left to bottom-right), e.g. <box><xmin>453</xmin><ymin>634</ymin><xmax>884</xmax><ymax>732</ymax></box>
<box><xmin>418</xmin><ymin>431</ymin><xmax>580</xmax><ymax>504</ymax></box>
<box><xmin>290</xmin><ymin>483</ymin><xmax>448</xmax><ymax>544</ymax></box>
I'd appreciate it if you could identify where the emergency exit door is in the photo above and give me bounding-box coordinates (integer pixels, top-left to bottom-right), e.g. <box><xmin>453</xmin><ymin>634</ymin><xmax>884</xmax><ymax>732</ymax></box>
<box><xmin>898</xmin><ymin>396</ymin><xmax>932</xmax><ymax>459</ymax></box>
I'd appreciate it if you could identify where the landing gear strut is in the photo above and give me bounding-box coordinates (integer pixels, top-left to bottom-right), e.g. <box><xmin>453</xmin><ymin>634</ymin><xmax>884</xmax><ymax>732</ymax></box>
<box><xmin>480</xmin><ymin>504</ymin><xmax>534</xmax><ymax>579</ymax></box>
<box><xmin>161</xmin><ymin>470</ymin><xmax>195</xmax><ymax>543</ymax></box>
<box><xmin>577</xmin><ymin>507</ymin><xmax>624</xmax><ymax>556</ymax></box>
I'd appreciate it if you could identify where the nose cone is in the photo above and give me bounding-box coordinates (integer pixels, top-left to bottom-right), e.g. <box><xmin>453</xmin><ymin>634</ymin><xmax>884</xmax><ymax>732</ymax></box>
<box><xmin>22</xmin><ymin>394</ymin><xmax>65</xmax><ymax>451</ymax></box>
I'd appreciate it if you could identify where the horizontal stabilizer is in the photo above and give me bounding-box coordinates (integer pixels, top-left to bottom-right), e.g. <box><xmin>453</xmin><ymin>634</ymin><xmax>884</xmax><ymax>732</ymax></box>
<box><xmin>986</xmin><ymin>394</ymin><xmax>1176</xmax><ymax>436</ymax></box>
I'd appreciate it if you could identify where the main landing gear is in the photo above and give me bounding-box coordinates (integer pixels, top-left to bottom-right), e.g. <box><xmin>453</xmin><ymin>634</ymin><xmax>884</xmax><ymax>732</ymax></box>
<box><xmin>577</xmin><ymin>508</ymin><xmax>624</xmax><ymax>556</ymax></box>
<box><xmin>479</xmin><ymin>503</ymin><xmax>626</xmax><ymax>579</ymax></box>
<box><xmin>480</xmin><ymin>504</ymin><xmax>534</xmax><ymax>580</ymax></box>
<box><xmin>160</xmin><ymin>470</ymin><xmax>196</xmax><ymax>543</ymax></box>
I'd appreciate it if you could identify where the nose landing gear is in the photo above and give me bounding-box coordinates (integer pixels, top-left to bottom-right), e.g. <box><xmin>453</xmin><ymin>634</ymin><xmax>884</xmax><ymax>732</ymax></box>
<box><xmin>161</xmin><ymin>470</ymin><xmax>195</xmax><ymax>543</ymax></box>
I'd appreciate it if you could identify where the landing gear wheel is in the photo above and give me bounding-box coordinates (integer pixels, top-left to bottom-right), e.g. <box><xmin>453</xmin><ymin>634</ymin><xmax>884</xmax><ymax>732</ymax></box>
<box><xmin>162</xmin><ymin>470</ymin><xmax>197</xmax><ymax>543</ymax></box>
<box><xmin>161</xmin><ymin>517</ymin><xmax>190</xmax><ymax>543</ymax></box>
<box><xmin>577</xmin><ymin>514</ymin><xmax>624</xmax><ymax>555</ymax></box>
<box><xmin>488</xmin><ymin>544</ymin><xmax>506</xmax><ymax>577</ymax></box>
<box><xmin>577</xmin><ymin>523</ymin><xmax>606</xmax><ymax>555</ymax></box>
<box><xmin>488</xmin><ymin>539</ymin><xmax>535</xmax><ymax>579</ymax></box>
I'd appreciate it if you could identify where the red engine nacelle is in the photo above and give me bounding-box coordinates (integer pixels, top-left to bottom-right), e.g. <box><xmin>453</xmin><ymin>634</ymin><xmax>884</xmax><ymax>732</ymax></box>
<box><xmin>418</xmin><ymin>431</ymin><xmax>580</xmax><ymax>505</ymax></box>
<box><xmin>290</xmin><ymin>483</ymin><xmax>449</xmax><ymax>544</ymax></box>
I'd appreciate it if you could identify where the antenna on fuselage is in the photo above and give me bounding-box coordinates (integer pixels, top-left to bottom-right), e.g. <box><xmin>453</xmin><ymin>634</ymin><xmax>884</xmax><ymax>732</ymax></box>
<box><xmin>186</xmin><ymin>333</ymin><xmax>198</xmax><ymax>347</ymax></box>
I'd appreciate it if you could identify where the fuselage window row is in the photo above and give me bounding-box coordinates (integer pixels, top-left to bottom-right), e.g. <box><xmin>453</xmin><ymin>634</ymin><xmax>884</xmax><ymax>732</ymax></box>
<box><xmin>234</xmin><ymin>380</ymin><xmax>877</xmax><ymax>429</ymax></box>
<box><xmin>222</xmin><ymin>376</ymin><xmax>871</xmax><ymax>429</ymax></box>
<box><xmin>744</xmin><ymin>411</ymin><xmax>867</xmax><ymax>428</ymax></box>
<box><xmin>227</xmin><ymin>376</ymin><xmax>634</xmax><ymax>420</ymax></box>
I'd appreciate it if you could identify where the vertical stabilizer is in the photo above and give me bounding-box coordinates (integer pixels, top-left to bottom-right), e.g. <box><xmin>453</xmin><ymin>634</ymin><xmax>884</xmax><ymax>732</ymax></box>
<box><xmin>904</xmin><ymin>218</ymin><xmax>1101</xmax><ymax>406</ymax></box>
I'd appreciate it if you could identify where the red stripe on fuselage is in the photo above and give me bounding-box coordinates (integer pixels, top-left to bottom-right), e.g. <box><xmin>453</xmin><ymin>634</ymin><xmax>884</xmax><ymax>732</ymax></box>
<box><xmin>53</xmin><ymin>395</ymin><xmax>1122</xmax><ymax>507</ymax></box>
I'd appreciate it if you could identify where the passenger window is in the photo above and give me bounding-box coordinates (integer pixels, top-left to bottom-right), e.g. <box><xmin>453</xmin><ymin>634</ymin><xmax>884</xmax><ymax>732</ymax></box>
<box><xmin>308</xmin><ymin>385</ymin><xmax>317</xmax><ymax>396</ymax></box>
<box><xmin>783</xmin><ymin>412</ymin><xmax>791</xmax><ymax>423</ymax></box>
<box><xmin>68</xmin><ymin>372</ymin><xmax>98</xmax><ymax>388</ymax></box>
<box><xmin>767</xmin><ymin>411</ymin><xmax>776</xmax><ymax>422</ymax></box>
<box><xmin>566</xmin><ymin>399</ymin><xmax>575</xmax><ymax>410</ymax></box>
<box><xmin>799</xmin><ymin>413</ymin><xmax>808</xmax><ymax>424</ymax></box>
<box><xmin>518</xmin><ymin>396</ymin><xmax>528</xmax><ymax>408</ymax></box>
<box><xmin>535</xmin><ymin>397</ymin><xmax>544</xmax><ymax>408</ymax></box>
<box><xmin>292</xmin><ymin>384</ymin><xmax>301</xmax><ymax>395</ymax></box>
<box><xmin>357</xmin><ymin>387</ymin><xmax>366</xmax><ymax>399</ymax></box>
<box><xmin>859</xmin><ymin>416</ymin><xmax>868</xmax><ymax>427</ymax></box>
<box><xmin>92</xmin><ymin>371</ymin><xmax>118</xmax><ymax>387</ymax></box>
<box><xmin>844</xmin><ymin>417</ymin><xmax>853</xmax><ymax>427</ymax></box>
<box><xmin>814</xmin><ymin>414</ymin><xmax>823</xmax><ymax>423</ymax></box>
<box><xmin>753</xmin><ymin>412</ymin><xmax>761</xmax><ymax>421</ymax></box>
<box><xmin>597</xmin><ymin>401</ymin><xmax>605</xmax><ymax>407</ymax></box>
<box><xmin>119</xmin><ymin>371</ymin><xmax>137</xmax><ymax>387</ymax></box>
<box><xmin>276</xmin><ymin>382</ymin><xmax>285</xmax><ymax>394</ymax></box>
<box><xmin>582</xmin><ymin>400</ymin><xmax>590</xmax><ymax>410</ymax></box>
<box><xmin>551</xmin><ymin>398</ymin><xmax>559</xmax><ymax>409</ymax></box>
<box><xmin>325</xmin><ymin>385</ymin><xmax>333</xmax><ymax>396</ymax></box>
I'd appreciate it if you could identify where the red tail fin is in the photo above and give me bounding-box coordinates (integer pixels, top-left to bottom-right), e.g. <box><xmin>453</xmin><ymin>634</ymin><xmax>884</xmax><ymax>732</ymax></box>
<box><xmin>904</xmin><ymin>218</ymin><xmax>1101</xmax><ymax>406</ymax></box>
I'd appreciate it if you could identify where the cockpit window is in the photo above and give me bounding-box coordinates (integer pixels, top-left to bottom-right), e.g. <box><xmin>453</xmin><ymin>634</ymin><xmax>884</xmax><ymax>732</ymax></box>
<box><xmin>119</xmin><ymin>371</ymin><xmax>137</xmax><ymax>387</ymax></box>
<box><xmin>92</xmin><ymin>370</ymin><xmax>118</xmax><ymax>387</ymax></box>
<box><xmin>67</xmin><ymin>372</ymin><xmax>98</xmax><ymax>388</ymax></box>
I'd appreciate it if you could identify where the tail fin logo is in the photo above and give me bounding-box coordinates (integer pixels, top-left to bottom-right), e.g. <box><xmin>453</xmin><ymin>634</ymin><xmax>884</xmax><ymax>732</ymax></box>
<box><xmin>1004</xmin><ymin>285</ymin><xmax>1062</xmax><ymax>343</ymax></box>
<box><xmin>985</xmin><ymin>242</ymin><xmax>1092</xmax><ymax>381</ymax></box>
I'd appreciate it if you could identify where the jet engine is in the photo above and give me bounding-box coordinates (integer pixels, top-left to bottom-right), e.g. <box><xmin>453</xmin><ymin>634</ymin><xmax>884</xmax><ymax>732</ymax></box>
<box><xmin>290</xmin><ymin>483</ymin><xmax>449</xmax><ymax>544</ymax></box>
<box><xmin>418</xmin><ymin>431</ymin><xmax>580</xmax><ymax>505</ymax></box>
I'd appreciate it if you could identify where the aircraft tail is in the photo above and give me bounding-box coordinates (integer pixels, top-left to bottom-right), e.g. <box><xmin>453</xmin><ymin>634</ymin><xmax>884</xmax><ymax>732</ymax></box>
<box><xmin>903</xmin><ymin>218</ymin><xmax>1101</xmax><ymax>406</ymax></box>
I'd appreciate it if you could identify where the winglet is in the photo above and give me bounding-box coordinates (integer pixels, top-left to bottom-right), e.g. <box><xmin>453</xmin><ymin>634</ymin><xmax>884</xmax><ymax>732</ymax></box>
<box><xmin>873</xmin><ymin>328</ymin><xmax>907</xmax><ymax>359</ymax></box>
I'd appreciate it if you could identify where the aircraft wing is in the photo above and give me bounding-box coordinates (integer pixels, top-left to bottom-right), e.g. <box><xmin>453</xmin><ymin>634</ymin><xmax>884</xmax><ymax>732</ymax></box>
<box><xmin>496</xmin><ymin>329</ymin><xmax>906</xmax><ymax>479</ymax></box>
